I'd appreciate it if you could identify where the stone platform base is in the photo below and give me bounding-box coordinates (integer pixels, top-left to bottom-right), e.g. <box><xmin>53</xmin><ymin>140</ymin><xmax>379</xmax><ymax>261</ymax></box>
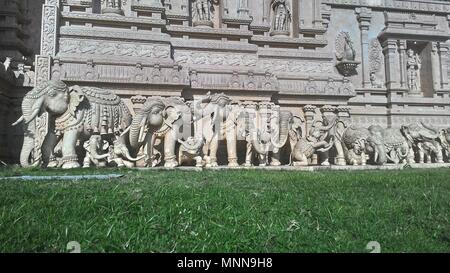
<box><xmin>138</xmin><ymin>163</ymin><xmax>450</xmax><ymax>172</ymax></box>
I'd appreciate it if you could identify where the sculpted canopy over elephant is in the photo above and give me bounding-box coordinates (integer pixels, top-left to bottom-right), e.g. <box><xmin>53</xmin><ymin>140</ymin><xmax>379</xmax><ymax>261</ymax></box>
<box><xmin>13</xmin><ymin>80</ymin><xmax>133</xmax><ymax>169</ymax></box>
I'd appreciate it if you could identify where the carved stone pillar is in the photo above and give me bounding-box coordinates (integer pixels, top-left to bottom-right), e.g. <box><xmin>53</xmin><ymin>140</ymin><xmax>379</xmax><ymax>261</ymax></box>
<box><xmin>303</xmin><ymin>105</ymin><xmax>316</xmax><ymax>135</ymax></box>
<box><xmin>398</xmin><ymin>40</ymin><xmax>407</xmax><ymax>90</ymax></box>
<box><xmin>382</xmin><ymin>39</ymin><xmax>401</xmax><ymax>90</ymax></box>
<box><xmin>41</xmin><ymin>0</ymin><xmax>60</xmax><ymax>57</ymax></box>
<box><xmin>335</xmin><ymin>106</ymin><xmax>351</xmax><ymax>166</ymax></box>
<box><xmin>438</xmin><ymin>43</ymin><xmax>450</xmax><ymax>90</ymax></box>
<box><xmin>431</xmin><ymin>42</ymin><xmax>441</xmax><ymax>93</ymax></box>
<box><xmin>356</xmin><ymin>7</ymin><xmax>372</xmax><ymax>88</ymax></box>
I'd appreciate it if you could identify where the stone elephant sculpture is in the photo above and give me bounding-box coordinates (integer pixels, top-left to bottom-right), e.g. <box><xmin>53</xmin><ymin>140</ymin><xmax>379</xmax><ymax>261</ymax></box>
<box><xmin>192</xmin><ymin>93</ymin><xmax>239</xmax><ymax>167</ymax></box>
<box><xmin>247</xmin><ymin>108</ymin><xmax>304</xmax><ymax>166</ymax></box>
<box><xmin>342</xmin><ymin>126</ymin><xmax>387</xmax><ymax>165</ymax></box>
<box><xmin>13</xmin><ymin>80</ymin><xmax>133</xmax><ymax>169</ymax></box>
<box><xmin>368</xmin><ymin>125</ymin><xmax>413</xmax><ymax>164</ymax></box>
<box><xmin>400</xmin><ymin>122</ymin><xmax>444</xmax><ymax>163</ymax></box>
<box><xmin>128</xmin><ymin>96</ymin><xmax>192</xmax><ymax>168</ymax></box>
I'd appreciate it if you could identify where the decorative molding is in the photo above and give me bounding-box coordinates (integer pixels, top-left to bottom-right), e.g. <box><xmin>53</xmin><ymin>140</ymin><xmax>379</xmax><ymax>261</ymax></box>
<box><xmin>34</xmin><ymin>55</ymin><xmax>51</xmax><ymax>87</ymax></box>
<box><xmin>59</xmin><ymin>39</ymin><xmax>171</xmax><ymax>59</ymax></box>
<box><xmin>59</xmin><ymin>26</ymin><xmax>171</xmax><ymax>43</ymax></box>
<box><xmin>40</xmin><ymin>4</ymin><xmax>59</xmax><ymax>56</ymax></box>
<box><xmin>322</xmin><ymin>0</ymin><xmax>450</xmax><ymax>14</ymax></box>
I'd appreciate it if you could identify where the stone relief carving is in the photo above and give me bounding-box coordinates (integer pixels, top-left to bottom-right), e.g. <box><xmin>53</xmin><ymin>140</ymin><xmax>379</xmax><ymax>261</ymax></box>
<box><xmin>335</xmin><ymin>31</ymin><xmax>360</xmax><ymax>77</ymax></box>
<box><xmin>102</xmin><ymin>0</ymin><xmax>126</xmax><ymax>15</ymax></box>
<box><xmin>192</xmin><ymin>0</ymin><xmax>219</xmax><ymax>27</ymax></box>
<box><xmin>175</xmin><ymin>51</ymin><xmax>257</xmax><ymax>67</ymax></box>
<box><xmin>12</xmin><ymin>79</ymin><xmax>450</xmax><ymax>169</ymax></box>
<box><xmin>406</xmin><ymin>48</ymin><xmax>422</xmax><ymax>93</ymax></box>
<box><xmin>270</xmin><ymin>0</ymin><xmax>292</xmax><ymax>36</ymax></box>
<box><xmin>369</xmin><ymin>39</ymin><xmax>384</xmax><ymax>88</ymax></box>
<box><xmin>59</xmin><ymin>39</ymin><xmax>171</xmax><ymax>59</ymax></box>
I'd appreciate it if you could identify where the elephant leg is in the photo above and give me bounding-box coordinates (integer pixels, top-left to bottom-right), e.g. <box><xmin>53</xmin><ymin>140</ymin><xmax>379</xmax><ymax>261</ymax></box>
<box><xmin>435</xmin><ymin>144</ymin><xmax>444</xmax><ymax>163</ymax></box>
<box><xmin>319</xmin><ymin>151</ymin><xmax>330</xmax><ymax>166</ymax></box>
<box><xmin>61</xmin><ymin>130</ymin><xmax>80</xmax><ymax>169</ymax></box>
<box><xmin>418</xmin><ymin>145</ymin><xmax>424</xmax><ymax>163</ymax></box>
<box><xmin>407</xmin><ymin>147</ymin><xmax>415</xmax><ymax>164</ymax></box>
<box><xmin>334</xmin><ymin>141</ymin><xmax>346</xmax><ymax>166</ymax></box>
<box><xmin>208</xmin><ymin>134</ymin><xmax>219</xmax><ymax>167</ymax></box>
<box><xmin>163</xmin><ymin>130</ymin><xmax>178</xmax><ymax>168</ymax></box>
<box><xmin>293</xmin><ymin>154</ymin><xmax>308</xmax><ymax>166</ymax></box>
<box><xmin>43</xmin><ymin>132</ymin><xmax>59</xmax><ymax>168</ymax></box>
<box><xmin>244</xmin><ymin>141</ymin><xmax>253</xmax><ymax>167</ymax></box>
<box><xmin>361</xmin><ymin>151</ymin><xmax>366</xmax><ymax>166</ymax></box>
<box><xmin>226</xmin><ymin>126</ymin><xmax>238</xmax><ymax>167</ymax></box>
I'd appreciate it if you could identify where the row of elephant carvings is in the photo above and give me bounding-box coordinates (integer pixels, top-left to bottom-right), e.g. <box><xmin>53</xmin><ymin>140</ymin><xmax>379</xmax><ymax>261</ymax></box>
<box><xmin>12</xmin><ymin>80</ymin><xmax>450</xmax><ymax>169</ymax></box>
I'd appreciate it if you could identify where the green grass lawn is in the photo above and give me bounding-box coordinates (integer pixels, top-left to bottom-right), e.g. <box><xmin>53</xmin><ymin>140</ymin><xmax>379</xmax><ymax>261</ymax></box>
<box><xmin>0</xmin><ymin>167</ymin><xmax>449</xmax><ymax>253</ymax></box>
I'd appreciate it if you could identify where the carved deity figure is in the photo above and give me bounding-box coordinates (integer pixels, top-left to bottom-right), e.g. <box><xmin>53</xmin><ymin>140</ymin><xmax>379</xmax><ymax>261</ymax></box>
<box><xmin>271</xmin><ymin>0</ymin><xmax>291</xmax><ymax>32</ymax></box>
<box><xmin>406</xmin><ymin>49</ymin><xmax>421</xmax><ymax>92</ymax></box>
<box><xmin>102</xmin><ymin>0</ymin><xmax>124</xmax><ymax>14</ymax></box>
<box><xmin>106</xmin><ymin>0</ymin><xmax>121</xmax><ymax>8</ymax></box>
<box><xmin>192</xmin><ymin>0</ymin><xmax>218</xmax><ymax>22</ymax></box>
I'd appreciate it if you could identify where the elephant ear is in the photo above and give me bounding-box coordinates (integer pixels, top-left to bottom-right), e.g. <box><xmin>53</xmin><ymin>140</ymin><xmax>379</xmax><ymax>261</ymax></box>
<box><xmin>68</xmin><ymin>86</ymin><xmax>85</xmax><ymax>117</ymax></box>
<box><xmin>164</xmin><ymin>105</ymin><xmax>181</xmax><ymax>127</ymax></box>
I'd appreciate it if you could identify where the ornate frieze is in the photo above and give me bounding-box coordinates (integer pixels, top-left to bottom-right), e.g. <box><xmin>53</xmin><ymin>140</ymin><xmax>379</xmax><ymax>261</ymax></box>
<box><xmin>175</xmin><ymin>51</ymin><xmax>258</xmax><ymax>67</ymax></box>
<box><xmin>59</xmin><ymin>39</ymin><xmax>171</xmax><ymax>59</ymax></box>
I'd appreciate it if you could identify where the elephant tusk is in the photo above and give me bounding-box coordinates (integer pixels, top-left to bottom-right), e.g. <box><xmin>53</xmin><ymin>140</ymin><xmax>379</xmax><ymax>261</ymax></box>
<box><xmin>12</xmin><ymin>116</ymin><xmax>24</xmax><ymax>126</ymax></box>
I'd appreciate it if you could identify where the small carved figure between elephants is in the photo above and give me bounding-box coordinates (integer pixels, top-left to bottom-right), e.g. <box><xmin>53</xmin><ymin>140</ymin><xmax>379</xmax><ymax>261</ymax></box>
<box><xmin>178</xmin><ymin>137</ymin><xmax>204</xmax><ymax>167</ymax></box>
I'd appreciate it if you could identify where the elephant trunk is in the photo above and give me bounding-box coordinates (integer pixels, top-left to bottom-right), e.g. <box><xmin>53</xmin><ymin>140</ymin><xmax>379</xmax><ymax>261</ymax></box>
<box><xmin>129</xmin><ymin>112</ymin><xmax>146</xmax><ymax>152</ymax></box>
<box><xmin>372</xmin><ymin>142</ymin><xmax>387</xmax><ymax>165</ymax></box>
<box><xmin>17</xmin><ymin>96</ymin><xmax>44</xmax><ymax>167</ymax></box>
<box><xmin>272</xmin><ymin>111</ymin><xmax>292</xmax><ymax>149</ymax></box>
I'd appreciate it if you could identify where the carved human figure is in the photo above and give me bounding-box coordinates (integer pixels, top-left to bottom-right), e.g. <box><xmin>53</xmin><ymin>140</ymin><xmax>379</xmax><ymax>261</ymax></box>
<box><xmin>369</xmin><ymin>72</ymin><xmax>384</xmax><ymax>88</ymax></box>
<box><xmin>271</xmin><ymin>0</ymin><xmax>291</xmax><ymax>32</ymax></box>
<box><xmin>192</xmin><ymin>0</ymin><xmax>218</xmax><ymax>22</ymax></box>
<box><xmin>406</xmin><ymin>49</ymin><xmax>421</xmax><ymax>92</ymax></box>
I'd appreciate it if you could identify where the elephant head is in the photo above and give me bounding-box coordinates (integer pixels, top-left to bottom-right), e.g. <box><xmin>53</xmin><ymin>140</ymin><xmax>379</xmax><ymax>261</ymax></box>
<box><xmin>343</xmin><ymin>126</ymin><xmax>387</xmax><ymax>165</ymax></box>
<box><xmin>129</xmin><ymin>97</ymin><xmax>166</xmax><ymax>152</ymax></box>
<box><xmin>271</xmin><ymin>110</ymin><xmax>295</xmax><ymax>150</ymax></box>
<box><xmin>12</xmin><ymin>80</ymin><xmax>83</xmax><ymax>167</ymax></box>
